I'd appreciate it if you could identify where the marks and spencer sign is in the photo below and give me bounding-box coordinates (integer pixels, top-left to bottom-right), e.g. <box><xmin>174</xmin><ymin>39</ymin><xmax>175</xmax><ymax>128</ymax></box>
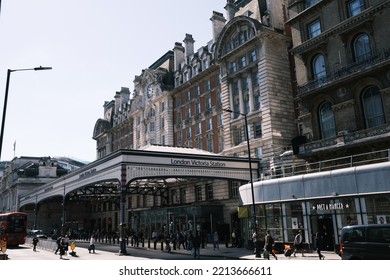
<box><xmin>312</xmin><ymin>202</ymin><xmax>350</xmax><ymax>211</ymax></box>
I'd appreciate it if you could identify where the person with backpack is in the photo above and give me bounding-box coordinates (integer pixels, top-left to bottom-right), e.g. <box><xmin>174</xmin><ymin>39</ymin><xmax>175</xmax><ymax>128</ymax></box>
<box><xmin>263</xmin><ymin>230</ymin><xmax>277</xmax><ymax>260</ymax></box>
<box><xmin>293</xmin><ymin>230</ymin><xmax>305</xmax><ymax>257</ymax></box>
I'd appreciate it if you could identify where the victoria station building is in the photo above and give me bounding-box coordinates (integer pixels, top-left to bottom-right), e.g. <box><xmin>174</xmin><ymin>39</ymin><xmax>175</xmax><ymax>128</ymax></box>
<box><xmin>1</xmin><ymin>0</ymin><xmax>390</xmax><ymax>252</ymax></box>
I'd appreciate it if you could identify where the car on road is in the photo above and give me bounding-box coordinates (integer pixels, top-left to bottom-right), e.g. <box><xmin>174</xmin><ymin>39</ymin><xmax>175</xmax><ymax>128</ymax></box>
<box><xmin>27</xmin><ymin>229</ymin><xmax>48</xmax><ymax>239</ymax></box>
<box><xmin>339</xmin><ymin>224</ymin><xmax>390</xmax><ymax>260</ymax></box>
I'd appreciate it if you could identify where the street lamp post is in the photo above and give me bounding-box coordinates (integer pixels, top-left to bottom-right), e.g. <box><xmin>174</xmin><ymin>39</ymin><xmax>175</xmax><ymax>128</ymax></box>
<box><xmin>224</xmin><ymin>109</ymin><xmax>257</xmax><ymax>234</ymax></box>
<box><xmin>0</xmin><ymin>66</ymin><xmax>52</xmax><ymax>161</ymax></box>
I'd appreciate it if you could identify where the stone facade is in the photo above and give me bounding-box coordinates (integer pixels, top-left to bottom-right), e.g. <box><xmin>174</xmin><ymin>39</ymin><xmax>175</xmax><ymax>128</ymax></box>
<box><xmin>90</xmin><ymin>0</ymin><xmax>298</xmax><ymax>239</ymax></box>
<box><xmin>287</xmin><ymin>0</ymin><xmax>390</xmax><ymax>161</ymax></box>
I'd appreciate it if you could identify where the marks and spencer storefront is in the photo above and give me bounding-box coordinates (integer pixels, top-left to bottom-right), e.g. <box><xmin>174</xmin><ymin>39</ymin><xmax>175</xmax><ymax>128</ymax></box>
<box><xmin>239</xmin><ymin>162</ymin><xmax>390</xmax><ymax>251</ymax></box>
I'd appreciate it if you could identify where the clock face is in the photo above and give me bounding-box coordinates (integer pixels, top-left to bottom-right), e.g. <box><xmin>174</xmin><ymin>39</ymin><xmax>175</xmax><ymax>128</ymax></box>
<box><xmin>147</xmin><ymin>84</ymin><xmax>154</xmax><ymax>98</ymax></box>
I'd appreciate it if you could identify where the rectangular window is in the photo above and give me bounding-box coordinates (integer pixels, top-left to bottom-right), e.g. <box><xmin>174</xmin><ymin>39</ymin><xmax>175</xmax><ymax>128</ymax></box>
<box><xmin>180</xmin><ymin>188</ymin><xmax>186</xmax><ymax>204</ymax></box>
<box><xmin>256</xmin><ymin>147</ymin><xmax>262</xmax><ymax>159</ymax></box>
<box><xmin>177</xmin><ymin>111</ymin><xmax>182</xmax><ymax>123</ymax></box>
<box><xmin>233</xmin><ymin>127</ymin><xmax>242</xmax><ymax>146</ymax></box>
<box><xmin>207</xmin><ymin>118</ymin><xmax>212</xmax><ymax>131</ymax></box>
<box><xmin>254</xmin><ymin>122</ymin><xmax>262</xmax><ymax>138</ymax></box>
<box><xmin>196</xmin><ymin>122</ymin><xmax>201</xmax><ymax>135</ymax></box>
<box><xmin>195</xmin><ymin>185</ymin><xmax>202</xmax><ymax>202</ymax></box>
<box><xmin>205</xmin><ymin>80</ymin><xmax>211</xmax><ymax>92</ymax></box>
<box><xmin>206</xmin><ymin>96</ymin><xmax>212</xmax><ymax>109</ymax></box>
<box><xmin>207</xmin><ymin>138</ymin><xmax>213</xmax><ymax>152</ymax></box>
<box><xmin>149</xmin><ymin>122</ymin><xmax>155</xmax><ymax>132</ymax></box>
<box><xmin>252</xmin><ymin>72</ymin><xmax>259</xmax><ymax>87</ymax></box>
<box><xmin>187</xmin><ymin>91</ymin><xmax>191</xmax><ymax>102</ymax></box>
<box><xmin>195</xmin><ymin>86</ymin><xmax>200</xmax><ymax>97</ymax></box>
<box><xmin>250</xmin><ymin>50</ymin><xmax>257</xmax><ymax>62</ymax></box>
<box><xmin>348</xmin><ymin>0</ymin><xmax>365</xmax><ymax>17</ymax></box>
<box><xmin>241</xmin><ymin>55</ymin><xmax>247</xmax><ymax>68</ymax></box>
<box><xmin>177</xmin><ymin>131</ymin><xmax>182</xmax><ymax>145</ymax></box>
<box><xmin>195</xmin><ymin>102</ymin><xmax>201</xmax><ymax>115</ymax></box>
<box><xmin>161</xmin><ymin>102</ymin><xmax>165</xmax><ymax>112</ymax></box>
<box><xmin>305</xmin><ymin>0</ymin><xmax>320</xmax><ymax>8</ymax></box>
<box><xmin>206</xmin><ymin>184</ymin><xmax>214</xmax><ymax>200</ymax></box>
<box><xmin>230</xmin><ymin>181</ymin><xmax>239</xmax><ymax>198</ymax></box>
<box><xmin>187</xmin><ymin>127</ymin><xmax>192</xmax><ymax>138</ymax></box>
<box><xmin>308</xmin><ymin>20</ymin><xmax>321</xmax><ymax>39</ymax></box>
<box><xmin>231</xmin><ymin>61</ymin><xmax>238</xmax><ymax>73</ymax></box>
<box><xmin>160</xmin><ymin>117</ymin><xmax>164</xmax><ymax>129</ymax></box>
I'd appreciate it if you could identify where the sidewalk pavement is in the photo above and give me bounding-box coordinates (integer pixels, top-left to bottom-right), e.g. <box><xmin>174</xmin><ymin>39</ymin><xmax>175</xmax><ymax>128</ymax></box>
<box><xmin>159</xmin><ymin>243</ymin><xmax>341</xmax><ymax>260</ymax></box>
<box><xmin>17</xmin><ymin>239</ymin><xmax>341</xmax><ymax>260</ymax></box>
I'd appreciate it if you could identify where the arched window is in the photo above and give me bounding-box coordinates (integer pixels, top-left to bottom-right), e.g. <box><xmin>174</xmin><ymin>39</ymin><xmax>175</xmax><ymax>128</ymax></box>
<box><xmin>353</xmin><ymin>33</ymin><xmax>371</xmax><ymax>63</ymax></box>
<box><xmin>362</xmin><ymin>86</ymin><xmax>385</xmax><ymax>128</ymax></box>
<box><xmin>319</xmin><ymin>101</ymin><xmax>336</xmax><ymax>139</ymax></box>
<box><xmin>312</xmin><ymin>54</ymin><xmax>326</xmax><ymax>81</ymax></box>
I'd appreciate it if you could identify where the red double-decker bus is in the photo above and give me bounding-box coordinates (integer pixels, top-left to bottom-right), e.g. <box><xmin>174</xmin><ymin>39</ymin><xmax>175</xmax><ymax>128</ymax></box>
<box><xmin>0</xmin><ymin>212</ymin><xmax>27</xmax><ymax>246</ymax></box>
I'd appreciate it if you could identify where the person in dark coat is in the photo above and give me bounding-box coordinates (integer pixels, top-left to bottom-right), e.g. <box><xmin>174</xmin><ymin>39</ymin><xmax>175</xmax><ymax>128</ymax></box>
<box><xmin>263</xmin><ymin>230</ymin><xmax>277</xmax><ymax>260</ymax></box>
<box><xmin>59</xmin><ymin>238</ymin><xmax>66</xmax><ymax>259</ymax></box>
<box><xmin>315</xmin><ymin>231</ymin><xmax>325</xmax><ymax>260</ymax></box>
<box><xmin>32</xmin><ymin>236</ymin><xmax>39</xmax><ymax>251</ymax></box>
<box><xmin>192</xmin><ymin>233</ymin><xmax>201</xmax><ymax>259</ymax></box>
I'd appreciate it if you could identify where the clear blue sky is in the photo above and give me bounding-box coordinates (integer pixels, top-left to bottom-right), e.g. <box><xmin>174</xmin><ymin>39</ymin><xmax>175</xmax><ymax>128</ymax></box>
<box><xmin>0</xmin><ymin>0</ymin><xmax>227</xmax><ymax>163</ymax></box>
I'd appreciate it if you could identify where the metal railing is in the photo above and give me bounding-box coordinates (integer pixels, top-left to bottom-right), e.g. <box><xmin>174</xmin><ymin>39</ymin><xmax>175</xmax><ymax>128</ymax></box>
<box><xmin>258</xmin><ymin>148</ymin><xmax>390</xmax><ymax>181</ymax></box>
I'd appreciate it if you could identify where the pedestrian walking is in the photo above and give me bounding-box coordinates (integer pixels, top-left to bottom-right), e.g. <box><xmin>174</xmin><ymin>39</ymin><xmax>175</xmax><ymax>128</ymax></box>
<box><xmin>32</xmin><ymin>236</ymin><xmax>39</xmax><ymax>251</ymax></box>
<box><xmin>263</xmin><ymin>230</ymin><xmax>277</xmax><ymax>260</ymax></box>
<box><xmin>293</xmin><ymin>230</ymin><xmax>304</xmax><ymax>257</ymax></box>
<box><xmin>231</xmin><ymin>230</ymin><xmax>237</xmax><ymax>247</ymax></box>
<box><xmin>59</xmin><ymin>238</ymin><xmax>66</xmax><ymax>259</ymax></box>
<box><xmin>64</xmin><ymin>235</ymin><xmax>70</xmax><ymax>255</ymax></box>
<box><xmin>213</xmin><ymin>231</ymin><xmax>219</xmax><ymax>251</ymax></box>
<box><xmin>315</xmin><ymin>231</ymin><xmax>325</xmax><ymax>260</ymax></box>
<box><xmin>54</xmin><ymin>235</ymin><xmax>62</xmax><ymax>254</ymax></box>
<box><xmin>89</xmin><ymin>234</ymin><xmax>96</xmax><ymax>253</ymax></box>
<box><xmin>252</xmin><ymin>230</ymin><xmax>261</xmax><ymax>258</ymax></box>
<box><xmin>192</xmin><ymin>233</ymin><xmax>201</xmax><ymax>259</ymax></box>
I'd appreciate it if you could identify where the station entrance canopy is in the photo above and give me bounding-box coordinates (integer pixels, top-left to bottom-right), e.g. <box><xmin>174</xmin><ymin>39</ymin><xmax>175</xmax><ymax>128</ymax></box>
<box><xmin>19</xmin><ymin>146</ymin><xmax>259</xmax><ymax>208</ymax></box>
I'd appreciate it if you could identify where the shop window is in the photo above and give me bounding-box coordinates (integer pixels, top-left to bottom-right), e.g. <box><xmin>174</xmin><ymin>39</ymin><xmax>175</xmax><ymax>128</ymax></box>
<box><xmin>364</xmin><ymin>195</ymin><xmax>390</xmax><ymax>224</ymax></box>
